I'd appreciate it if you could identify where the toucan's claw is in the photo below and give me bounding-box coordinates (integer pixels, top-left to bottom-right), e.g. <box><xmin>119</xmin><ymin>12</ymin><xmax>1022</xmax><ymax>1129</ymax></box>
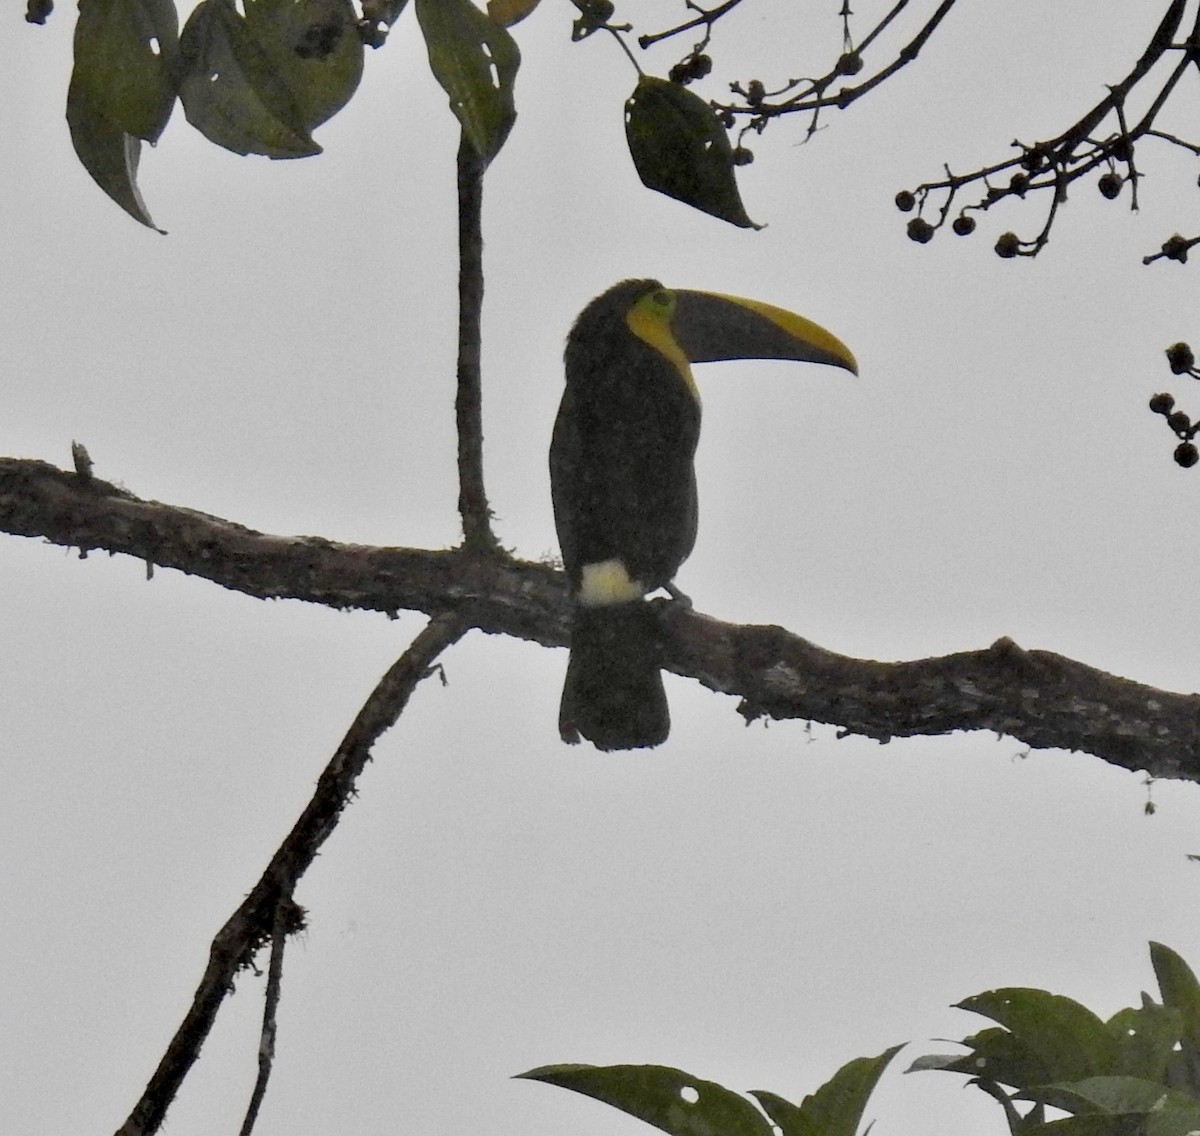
<box><xmin>664</xmin><ymin>583</ymin><xmax>693</xmax><ymax>609</ymax></box>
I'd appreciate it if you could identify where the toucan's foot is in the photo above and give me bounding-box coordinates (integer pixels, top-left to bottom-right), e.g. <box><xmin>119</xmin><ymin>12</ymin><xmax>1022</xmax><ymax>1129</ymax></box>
<box><xmin>664</xmin><ymin>583</ymin><xmax>693</xmax><ymax>610</ymax></box>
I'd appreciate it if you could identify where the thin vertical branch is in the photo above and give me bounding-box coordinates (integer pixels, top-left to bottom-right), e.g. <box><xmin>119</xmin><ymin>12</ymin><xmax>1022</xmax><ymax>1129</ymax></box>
<box><xmin>456</xmin><ymin>134</ymin><xmax>498</xmax><ymax>554</ymax></box>
<box><xmin>237</xmin><ymin>889</ymin><xmax>296</xmax><ymax>1136</ymax></box>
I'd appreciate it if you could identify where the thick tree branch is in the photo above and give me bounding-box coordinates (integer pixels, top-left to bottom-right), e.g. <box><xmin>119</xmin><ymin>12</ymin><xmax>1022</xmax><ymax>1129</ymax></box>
<box><xmin>4</xmin><ymin>455</ymin><xmax>1199</xmax><ymax>779</ymax></box>
<box><xmin>669</xmin><ymin>613</ymin><xmax>1199</xmax><ymax>779</ymax></box>
<box><xmin>0</xmin><ymin>458</ymin><xmax>557</xmax><ymax>636</ymax></box>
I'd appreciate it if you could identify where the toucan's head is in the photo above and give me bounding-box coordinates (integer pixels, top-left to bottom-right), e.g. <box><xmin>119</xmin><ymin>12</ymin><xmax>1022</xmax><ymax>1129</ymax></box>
<box><xmin>568</xmin><ymin>278</ymin><xmax>858</xmax><ymax>382</ymax></box>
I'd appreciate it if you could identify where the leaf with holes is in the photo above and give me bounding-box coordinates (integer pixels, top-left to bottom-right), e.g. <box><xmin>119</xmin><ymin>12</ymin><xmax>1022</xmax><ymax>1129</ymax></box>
<box><xmin>625</xmin><ymin>75</ymin><xmax>759</xmax><ymax>229</ymax></box>
<box><xmin>67</xmin><ymin>0</ymin><xmax>179</xmax><ymax>228</ymax></box>
<box><xmin>955</xmin><ymin>989</ymin><xmax>1119</xmax><ymax>1085</ymax></box>
<box><xmin>415</xmin><ymin>0</ymin><xmax>519</xmax><ymax>164</ymax></box>
<box><xmin>1107</xmin><ymin>999</ymin><xmax>1182</xmax><ymax>1083</ymax></box>
<box><xmin>179</xmin><ymin>0</ymin><xmax>361</xmax><ymax>158</ymax></box>
<box><xmin>517</xmin><ymin>1064</ymin><xmax>774</xmax><ymax>1136</ymax></box>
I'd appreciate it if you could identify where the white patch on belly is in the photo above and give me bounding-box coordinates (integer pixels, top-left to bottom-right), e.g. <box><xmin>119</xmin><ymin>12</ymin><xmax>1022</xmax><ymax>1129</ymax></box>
<box><xmin>578</xmin><ymin>559</ymin><xmax>645</xmax><ymax>606</ymax></box>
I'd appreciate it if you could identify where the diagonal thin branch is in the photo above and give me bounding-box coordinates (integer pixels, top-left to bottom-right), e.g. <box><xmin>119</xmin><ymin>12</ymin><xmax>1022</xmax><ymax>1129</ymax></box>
<box><xmin>637</xmin><ymin>0</ymin><xmax>745</xmax><ymax>49</ymax></box>
<box><xmin>113</xmin><ymin>613</ymin><xmax>468</xmax><ymax>1136</ymax></box>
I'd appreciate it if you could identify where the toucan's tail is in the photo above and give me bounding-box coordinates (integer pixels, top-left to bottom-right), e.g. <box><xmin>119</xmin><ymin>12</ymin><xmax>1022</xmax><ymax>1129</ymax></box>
<box><xmin>559</xmin><ymin>603</ymin><xmax>669</xmax><ymax>751</ymax></box>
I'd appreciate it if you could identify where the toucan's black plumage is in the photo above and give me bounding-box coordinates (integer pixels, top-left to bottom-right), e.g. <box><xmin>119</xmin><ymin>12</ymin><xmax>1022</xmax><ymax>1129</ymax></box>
<box><xmin>551</xmin><ymin>279</ymin><xmax>857</xmax><ymax>751</ymax></box>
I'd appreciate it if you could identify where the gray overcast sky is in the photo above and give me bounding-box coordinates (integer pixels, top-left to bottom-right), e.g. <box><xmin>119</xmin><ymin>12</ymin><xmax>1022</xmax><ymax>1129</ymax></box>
<box><xmin>5</xmin><ymin>2</ymin><xmax>1200</xmax><ymax>1134</ymax></box>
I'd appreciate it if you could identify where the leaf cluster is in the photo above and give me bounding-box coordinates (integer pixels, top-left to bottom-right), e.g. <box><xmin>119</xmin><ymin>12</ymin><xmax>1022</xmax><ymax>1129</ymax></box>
<box><xmin>518</xmin><ymin>1046</ymin><xmax>903</xmax><ymax>1136</ymax></box>
<box><xmin>520</xmin><ymin>944</ymin><xmax>1200</xmax><ymax>1136</ymax></box>
<box><xmin>47</xmin><ymin>0</ymin><xmax>769</xmax><ymax>230</ymax></box>
<box><xmin>913</xmin><ymin>942</ymin><xmax>1200</xmax><ymax>1135</ymax></box>
<box><xmin>54</xmin><ymin>0</ymin><xmax>522</xmax><ymax>229</ymax></box>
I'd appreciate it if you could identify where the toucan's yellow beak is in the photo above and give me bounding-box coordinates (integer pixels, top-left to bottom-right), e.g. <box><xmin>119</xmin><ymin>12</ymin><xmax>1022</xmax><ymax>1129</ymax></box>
<box><xmin>671</xmin><ymin>290</ymin><xmax>858</xmax><ymax>375</ymax></box>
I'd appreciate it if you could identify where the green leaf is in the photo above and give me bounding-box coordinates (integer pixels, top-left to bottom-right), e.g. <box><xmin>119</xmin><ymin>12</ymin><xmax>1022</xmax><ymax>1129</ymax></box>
<box><xmin>1107</xmin><ymin>1000</ymin><xmax>1183</xmax><ymax>1083</ymax></box>
<box><xmin>67</xmin><ymin>0</ymin><xmax>179</xmax><ymax>228</ymax></box>
<box><xmin>1022</xmin><ymin>1117</ymin><xmax>1152</xmax><ymax>1136</ymax></box>
<box><xmin>179</xmin><ymin>0</ymin><xmax>361</xmax><ymax>158</ymax></box>
<box><xmin>1020</xmin><ymin>1101</ymin><xmax>1200</xmax><ymax>1136</ymax></box>
<box><xmin>242</xmin><ymin>0</ymin><xmax>363</xmax><ymax>128</ymax></box>
<box><xmin>516</xmin><ymin>1064</ymin><xmax>774</xmax><ymax>1136</ymax></box>
<box><xmin>487</xmin><ymin>0</ymin><xmax>540</xmax><ymax>26</ymax></box>
<box><xmin>624</xmin><ymin>75</ymin><xmax>759</xmax><ymax>229</ymax></box>
<box><xmin>65</xmin><ymin>117</ymin><xmax>163</xmax><ymax>230</ymax></box>
<box><xmin>956</xmin><ymin>989</ymin><xmax>1119</xmax><ymax>1084</ymax></box>
<box><xmin>415</xmin><ymin>0</ymin><xmax>519</xmax><ymax>164</ymax></box>
<box><xmin>790</xmin><ymin>1046</ymin><xmax>903</xmax><ymax>1136</ymax></box>
<box><xmin>1021</xmin><ymin>1075</ymin><xmax>1198</xmax><ymax>1116</ymax></box>
<box><xmin>69</xmin><ymin>0</ymin><xmax>178</xmax><ymax>140</ymax></box>
<box><xmin>1152</xmin><ymin>944</ymin><xmax>1200</xmax><ymax>1052</ymax></box>
<box><xmin>1146</xmin><ymin>1104</ymin><xmax>1200</xmax><ymax>1136</ymax></box>
<box><xmin>914</xmin><ymin>1025</ymin><xmax>1053</xmax><ymax>1089</ymax></box>
<box><xmin>748</xmin><ymin>1091</ymin><xmax>824</xmax><ymax>1136</ymax></box>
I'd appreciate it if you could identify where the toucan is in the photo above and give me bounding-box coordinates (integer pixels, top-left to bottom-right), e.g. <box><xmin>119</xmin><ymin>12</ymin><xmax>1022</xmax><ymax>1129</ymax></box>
<box><xmin>550</xmin><ymin>279</ymin><xmax>857</xmax><ymax>751</ymax></box>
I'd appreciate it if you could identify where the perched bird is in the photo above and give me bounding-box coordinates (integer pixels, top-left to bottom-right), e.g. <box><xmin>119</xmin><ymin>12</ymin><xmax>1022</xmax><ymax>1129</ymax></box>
<box><xmin>550</xmin><ymin>279</ymin><xmax>857</xmax><ymax>752</ymax></box>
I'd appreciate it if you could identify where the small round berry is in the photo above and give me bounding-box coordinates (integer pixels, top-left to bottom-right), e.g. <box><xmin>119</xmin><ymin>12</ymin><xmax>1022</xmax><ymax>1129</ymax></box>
<box><xmin>1008</xmin><ymin>172</ymin><xmax>1029</xmax><ymax>196</ymax></box>
<box><xmin>1163</xmin><ymin>234</ymin><xmax>1190</xmax><ymax>263</ymax></box>
<box><xmin>837</xmin><ymin>51</ymin><xmax>863</xmax><ymax>76</ymax></box>
<box><xmin>357</xmin><ymin>19</ymin><xmax>387</xmax><ymax>46</ymax></box>
<box><xmin>1175</xmin><ymin>441</ymin><xmax>1199</xmax><ymax>468</ymax></box>
<box><xmin>746</xmin><ymin>79</ymin><xmax>765</xmax><ymax>104</ymax></box>
<box><xmin>906</xmin><ymin>217</ymin><xmax>934</xmax><ymax>244</ymax></box>
<box><xmin>1167</xmin><ymin>410</ymin><xmax>1191</xmax><ymax>433</ymax></box>
<box><xmin>1098</xmin><ymin>173</ymin><xmax>1122</xmax><ymax>200</ymax></box>
<box><xmin>952</xmin><ymin>215</ymin><xmax>976</xmax><ymax>236</ymax></box>
<box><xmin>732</xmin><ymin>146</ymin><xmax>754</xmax><ymax>166</ymax></box>
<box><xmin>994</xmin><ymin>232</ymin><xmax>1021</xmax><ymax>258</ymax></box>
<box><xmin>1166</xmin><ymin>342</ymin><xmax>1195</xmax><ymax>374</ymax></box>
<box><xmin>692</xmin><ymin>54</ymin><xmax>712</xmax><ymax>79</ymax></box>
<box><xmin>1111</xmin><ymin>137</ymin><xmax>1133</xmax><ymax>163</ymax></box>
<box><xmin>894</xmin><ymin>190</ymin><xmax>916</xmax><ymax>212</ymax></box>
<box><xmin>1149</xmin><ymin>392</ymin><xmax>1176</xmax><ymax>415</ymax></box>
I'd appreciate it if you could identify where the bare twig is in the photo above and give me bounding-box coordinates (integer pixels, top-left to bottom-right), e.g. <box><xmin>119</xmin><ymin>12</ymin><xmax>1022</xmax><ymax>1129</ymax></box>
<box><xmin>637</xmin><ymin>0</ymin><xmax>745</xmax><ymax>50</ymax></box>
<box><xmin>238</xmin><ymin>890</ymin><xmax>299</xmax><ymax>1136</ymax></box>
<box><xmin>114</xmin><ymin>613</ymin><xmax>468</xmax><ymax>1136</ymax></box>
<box><xmin>717</xmin><ymin>0</ymin><xmax>961</xmax><ymax>134</ymax></box>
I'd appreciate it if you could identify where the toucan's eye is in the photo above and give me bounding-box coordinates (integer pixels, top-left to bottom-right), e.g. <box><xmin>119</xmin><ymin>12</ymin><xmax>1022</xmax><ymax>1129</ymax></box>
<box><xmin>634</xmin><ymin>288</ymin><xmax>675</xmax><ymax>319</ymax></box>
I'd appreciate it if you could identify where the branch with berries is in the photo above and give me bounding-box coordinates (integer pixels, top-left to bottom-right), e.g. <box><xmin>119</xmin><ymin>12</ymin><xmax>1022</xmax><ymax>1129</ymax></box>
<box><xmin>606</xmin><ymin>0</ymin><xmax>1200</xmax><ymax>259</ymax></box>
<box><xmin>892</xmin><ymin>0</ymin><xmax>1199</xmax><ymax>259</ymax></box>
<box><xmin>1150</xmin><ymin>343</ymin><xmax>1200</xmax><ymax>467</ymax></box>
